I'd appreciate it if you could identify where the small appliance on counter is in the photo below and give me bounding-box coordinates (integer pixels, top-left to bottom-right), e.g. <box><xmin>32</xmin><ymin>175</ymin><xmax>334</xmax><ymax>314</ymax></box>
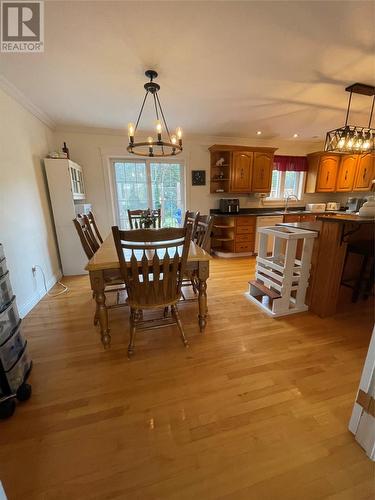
<box><xmin>346</xmin><ymin>197</ymin><xmax>367</xmax><ymax>213</ymax></box>
<box><xmin>326</xmin><ymin>202</ymin><xmax>340</xmax><ymax>211</ymax></box>
<box><xmin>305</xmin><ymin>203</ymin><xmax>326</xmax><ymax>213</ymax></box>
<box><xmin>219</xmin><ymin>198</ymin><xmax>240</xmax><ymax>214</ymax></box>
<box><xmin>74</xmin><ymin>203</ymin><xmax>92</xmax><ymax>216</ymax></box>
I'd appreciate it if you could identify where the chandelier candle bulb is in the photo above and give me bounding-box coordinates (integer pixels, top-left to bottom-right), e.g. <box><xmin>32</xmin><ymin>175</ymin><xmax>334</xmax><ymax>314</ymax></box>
<box><xmin>156</xmin><ymin>120</ymin><xmax>162</xmax><ymax>142</ymax></box>
<box><xmin>128</xmin><ymin>122</ymin><xmax>135</xmax><ymax>142</ymax></box>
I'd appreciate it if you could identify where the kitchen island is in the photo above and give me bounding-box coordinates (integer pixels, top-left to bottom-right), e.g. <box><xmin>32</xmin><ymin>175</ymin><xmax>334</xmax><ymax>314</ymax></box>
<box><xmin>278</xmin><ymin>215</ymin><xmax>374</xmax><ymax>317</ymax></box>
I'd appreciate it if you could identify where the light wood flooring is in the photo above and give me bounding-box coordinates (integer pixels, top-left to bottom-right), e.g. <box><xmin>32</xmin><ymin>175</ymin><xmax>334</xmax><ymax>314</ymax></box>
<box><xmin>1</xmin><ymin>257</ymin><xmax>374</xmax><ymax>499</ymax></box>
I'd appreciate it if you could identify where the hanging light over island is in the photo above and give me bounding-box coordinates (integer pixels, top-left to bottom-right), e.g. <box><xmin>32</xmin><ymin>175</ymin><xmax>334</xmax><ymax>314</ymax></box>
<box><xmin>325</xmin><ymin>82</ymin><xmax>374</xmax><ymax>154</ymax></box>
<box><xmin>127</xmin><ymin>70</ymin><xmax>183</xmax><ymax>157</ymax></box>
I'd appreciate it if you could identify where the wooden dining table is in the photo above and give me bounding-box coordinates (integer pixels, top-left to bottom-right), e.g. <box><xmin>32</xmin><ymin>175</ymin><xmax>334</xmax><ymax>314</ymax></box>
<box><xmin>85</xmin><ymin>234</ymin><xmax>211</xmax><ymax>348</ymax></box>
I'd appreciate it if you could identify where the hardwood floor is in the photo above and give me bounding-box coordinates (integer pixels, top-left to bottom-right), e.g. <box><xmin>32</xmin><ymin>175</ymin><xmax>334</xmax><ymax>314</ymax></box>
<box><xmin>1</xmin><ymin>257</ymin><xmax>374</xmax><ymax>499</ymax></box>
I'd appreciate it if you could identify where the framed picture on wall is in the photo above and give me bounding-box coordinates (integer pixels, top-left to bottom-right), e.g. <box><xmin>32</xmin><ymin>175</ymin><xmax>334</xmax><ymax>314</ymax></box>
<box><xmin>192</xmin><ymin>170</ymin><xmax>206</xmax><ymax>186</ymax></box>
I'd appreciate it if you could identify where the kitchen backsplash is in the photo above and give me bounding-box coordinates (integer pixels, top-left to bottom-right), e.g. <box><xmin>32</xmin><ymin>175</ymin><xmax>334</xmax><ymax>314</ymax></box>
<box><xmin>210</xmin><ymin>191</ymin><xmax>372</xmax><ymax>210</ymax></box>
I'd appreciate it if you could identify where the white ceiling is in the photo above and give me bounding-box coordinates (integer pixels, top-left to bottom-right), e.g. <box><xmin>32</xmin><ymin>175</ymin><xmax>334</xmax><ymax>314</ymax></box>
<box><xmin>0</xmin><ymin>0</ymin><xmax>374</xmax><ymax>140</ymax></box>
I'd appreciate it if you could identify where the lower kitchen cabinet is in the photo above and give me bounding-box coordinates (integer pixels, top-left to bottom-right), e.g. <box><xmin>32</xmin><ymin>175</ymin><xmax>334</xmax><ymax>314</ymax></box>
<box><xmin>283</xmin><ymin>214</ymin><xmax>317</xmax><ymax>223</ymax></box>
<box><xmin>212</xmin><ymin>216</ymin><xmax>256</xmax><ymax>256</ymax></box>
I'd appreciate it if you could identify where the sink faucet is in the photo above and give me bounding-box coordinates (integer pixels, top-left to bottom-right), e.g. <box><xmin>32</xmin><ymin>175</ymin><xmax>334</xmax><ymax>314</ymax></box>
<box><xmin>284</xmin><ymin>194</ymin><xmax>299</xmax><ymax>212</ymax></box>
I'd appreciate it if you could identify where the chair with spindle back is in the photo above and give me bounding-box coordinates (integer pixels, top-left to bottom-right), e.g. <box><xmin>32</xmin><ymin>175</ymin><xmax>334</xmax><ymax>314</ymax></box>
<box><xmin>87</xmin><ymin>211</ymin><xmax>103</xmax><ymax>243</ymax></box>
<box><xmin>127</xmin><ymin>209</ymin><xmax>161</xmax><ymax>229</ymax></box>
<box><xmin>112</xmin><ymin>225</ymin><xmax>192</xmax><ymax>357</ymax></box>
<box><xmin>193</xmin><ymin>215</ymin><xmax>214</xmax><ymax>253</ymax></box>
<box><xmin>73</xmin><ymin>216</ymin><xmax>98</xmax><ymax>258</ymax></box>
<box><xmin>182</xmin><ymin>214</ymin><xmax>212</xmax><ymax>298</ymax></box>
<box><xmin>183</xmin><ymin>210</ymin><xmax>200</xmax><ymax>237</ymax></box>
<box><xmin>73</xmin><ymin>216</ymin><xmax>126</xmax><ymax>323</ymax></box>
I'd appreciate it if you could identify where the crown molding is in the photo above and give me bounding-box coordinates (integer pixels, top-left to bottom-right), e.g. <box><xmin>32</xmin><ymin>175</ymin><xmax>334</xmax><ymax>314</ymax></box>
<box><xmin>0</xmin><ymin>75</ymin><xmax>56</xmax><ymax>129</ymax></box>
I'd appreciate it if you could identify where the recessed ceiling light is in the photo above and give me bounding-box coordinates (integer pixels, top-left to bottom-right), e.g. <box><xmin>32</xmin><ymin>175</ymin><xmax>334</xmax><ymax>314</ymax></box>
<box><xmin>293</xmin><ymin>133</ymin><xmax>299</xmax><ymax>138</ymax></box>
<box><xmin>256</xmin><ymin>131</ymin><xmax>262</xmax><ymax>135</ymax></box>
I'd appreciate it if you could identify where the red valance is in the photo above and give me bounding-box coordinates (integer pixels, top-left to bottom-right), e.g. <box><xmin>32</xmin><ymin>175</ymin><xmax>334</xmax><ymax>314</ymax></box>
<box><xmin>274</xmin><ymin>155</ymin><xmax>308</xmax><ymax>172</ymax></box>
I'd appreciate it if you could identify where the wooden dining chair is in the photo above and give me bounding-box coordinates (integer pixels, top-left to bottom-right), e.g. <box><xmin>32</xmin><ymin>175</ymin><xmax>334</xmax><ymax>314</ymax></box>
<box><xmin>87</xmin><ymin>211</ymin><xmax>103</xmax><ymax>243</ymax></box>
<box><xmin>73</xmin><ymin>216</ymin><xmax>126</xmax><ymax>322</ymax></box>
<box><xmin>112</xmin><ymin>225</ymin><xmax>193</xmax><ymax>357</ymax></box>
<box><xmin>182</xmin><ymin>215</ymin><xmax>213</xmax><ymax>299</ymax></box>
<box><xmin>127</xmin><ymin>209</ymin><xmax>161</xmax><ymax>229</ymax></box>
<box><xmin>73</xmin><ymin>216</ymin><xmax>98</xmax><ymax>258</ymax></box>
<box><xmin>193</xmin><ymin>215</ymin><xmax>214</xmax><ymax>253</ymax></box>
<box><xmin>183</xmin><ymin>210</ymin><xmax>200</xmax><ymax>238</ymax></box>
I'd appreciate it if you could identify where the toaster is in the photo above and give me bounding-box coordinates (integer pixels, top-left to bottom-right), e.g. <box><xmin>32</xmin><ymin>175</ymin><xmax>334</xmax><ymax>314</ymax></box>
<box><xmin>305</xmin><ymin>203</ymin><xmax>326</xmax><ymax>213</ymax></box>
<box><xmin>326</xmin><ymin>202</ymin><xmax>340</xmax><ymax>211</ymax></box>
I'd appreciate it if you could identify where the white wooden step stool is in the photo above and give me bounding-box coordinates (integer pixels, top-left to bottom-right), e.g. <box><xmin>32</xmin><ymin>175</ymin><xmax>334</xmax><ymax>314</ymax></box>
<box><xmin>248</xmin><ymin>225</ymin><xmax>318</xmax><ymax>317</ymax></box>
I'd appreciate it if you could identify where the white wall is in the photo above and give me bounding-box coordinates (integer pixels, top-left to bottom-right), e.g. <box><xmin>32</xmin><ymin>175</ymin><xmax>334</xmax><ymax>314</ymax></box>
<box><xmin>53</xmin><ymin>127</ymin><xmax>369</xmax><ymax>237</ymax></box>
<box><xmin>0</xmin><ymin>88</ymin><xmax>61</xmax><ymax>316</ymax></box>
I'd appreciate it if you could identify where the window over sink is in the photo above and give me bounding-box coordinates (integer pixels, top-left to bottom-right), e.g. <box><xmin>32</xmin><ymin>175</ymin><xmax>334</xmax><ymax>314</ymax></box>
<box><xmin>112</xmin><ymin>159</ymin><xmax>185</xmax><ymax>228</ymax></box>
<box><xmin>268</xmin><ymin>170</ymin><xmax>305</xmax><ymax>200</ymax></box>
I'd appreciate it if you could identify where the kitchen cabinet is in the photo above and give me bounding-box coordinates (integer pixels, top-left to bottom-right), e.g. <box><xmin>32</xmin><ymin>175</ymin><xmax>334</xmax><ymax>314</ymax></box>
<box><xmin>306</xmin><ymin>151</ymin><xmax>374</xmax><ymax>193</ymax></box>
<box><xmin>209</xmin><ymin>145</ymin><xmax>277</xmax><ymax>194</ymax></box>
<box><xmin>353</xmin><ymin>154</ymin><xmax>375</xmax><ymax>191</ymax></box>
<box><xmin>336</xmin><ymin>155</ymin><xmax>357</xmax><ymax>192</ymax></box>
<box><xmin>212</xmin><ymin>215</ymin><xmax>256</xmax><ymax>256</ymax></box>
<box><xmin>283</xmin><ymin>214</ymin><xmax>317</xmax><ymax>223</ymax></box>
<box><xmin>305</xmin><ymin>153</ymin><xmax>340</xmax><ymax>193</ymax></box>
<box><xmin>316</xmin><ymin>155</ymin><xmax>339</xmax><ymax>192</ymax></box>
<box><xmin>231</xmin><ymin>151</ymin><xmax>253</xmax><ymax>192</ymax></box>
<box><xmin>251</xmin><ymin>152</ymin><xmax>273</xmax><ymax>192</ymax></box>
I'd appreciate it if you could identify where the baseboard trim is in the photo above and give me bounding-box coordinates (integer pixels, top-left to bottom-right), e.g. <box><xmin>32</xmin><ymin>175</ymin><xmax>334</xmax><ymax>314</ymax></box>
<box><xmin>18</xmin><ymin>269</ymin><xmax>63</xmax><ymax>318</ymax></box>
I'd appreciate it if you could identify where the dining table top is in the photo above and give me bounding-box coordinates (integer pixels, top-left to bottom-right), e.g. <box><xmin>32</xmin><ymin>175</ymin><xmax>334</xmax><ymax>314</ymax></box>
<box><xmin>85</xmin><ymin>233</ymin><xmax>212</xmax><ymax>272</ymax></box>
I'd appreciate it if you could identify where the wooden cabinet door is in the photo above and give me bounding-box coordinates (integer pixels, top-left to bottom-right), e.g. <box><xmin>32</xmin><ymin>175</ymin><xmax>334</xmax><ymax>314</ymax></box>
<box><xmin>336</xmin><ymin>155</ymin><xmax>357</xmax><ymax>192</ymax></box>
<box><xmin>251</xmin><ymin>152</ymin><xmax>273</xmax><ymax>192</ymax></box>
<box><xmin>316</xmin><ymin>155</ymin><xmax>339</xmax><ymax>192</ymax></box>
<box><xmin>300</xmin><ymin>214</ymin><xmax>317</xmax><ymax>222</ymax></box>
<box><xmin>353</xmin><ymin>154</ymin><xmax>375</xmax><ymax>191</ymax></box>
<box><xmin>283</xmin><ymin>214</ymin><xmax>301</xmax><ymax>223</ymax></box>
<box><xmin>230</xmin><ymin>152</ymin><xmax>253</xmax><ymax>192</ymax></box>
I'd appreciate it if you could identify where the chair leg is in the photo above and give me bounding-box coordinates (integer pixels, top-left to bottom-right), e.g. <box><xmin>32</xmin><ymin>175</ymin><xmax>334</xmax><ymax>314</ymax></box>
<box><xmin>163</xmin><ymin>306</ymin><xmax>169</xmax><ymax>318</ymax></box>
<box><xmin>171</xmin><ymin>305</ymin><xmax>189</xmax><ymax>347</ymax></box>
<box><xmin>191</xmin><ymin>279</ymin><xmax>198</xmax><ymax>295</ymax></box>
<box><xmin>128</xmin><ymin>308</ymin><xmax>137</xmax><ymax>357</ymax></box>
<box><xmin>352</xmin><ymin>256</ymin><xmax>368</xmax><ymax>303</ymax></box>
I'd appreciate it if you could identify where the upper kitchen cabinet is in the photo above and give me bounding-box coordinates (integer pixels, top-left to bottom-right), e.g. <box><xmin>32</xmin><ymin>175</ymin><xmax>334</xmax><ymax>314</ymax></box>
<box><xmin>251</xmin><ymin>152</ymin><xmax>274</xmax><ymax>192</ymax></box>
<box><xmin>209</xmin><ymin>145</ymin><xmax>277</xmax><ymax>194</ymax></box>
<box><xmin>306</xmin><ymin>151</ymin><xmax>374</xmax><ymax>193</ymax></box>
<box><xmin>305</xmin><ymin>152</ymin><xmax>340</xmax><ymax>193</ymax></box>
<box><xmin>336</xmin><ymin>154</ymin><xmax>357</xmax><ymax>192</ymax></box>
<box><xmin>231</xmin><ymin>151</ymin><xmax>253</xmax><ymax>192</ymax></box>
<box><xmin>353</xmin><ymin>154</ymin><xmax>375</xmax><ymax>191</ymax></box>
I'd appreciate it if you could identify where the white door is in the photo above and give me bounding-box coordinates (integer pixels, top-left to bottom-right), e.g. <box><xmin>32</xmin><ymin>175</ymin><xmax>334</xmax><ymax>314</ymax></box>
<box><xmin>349</xmin><ymin>326</ymin><xmax>375</xmax><ymax>460</ymax></box>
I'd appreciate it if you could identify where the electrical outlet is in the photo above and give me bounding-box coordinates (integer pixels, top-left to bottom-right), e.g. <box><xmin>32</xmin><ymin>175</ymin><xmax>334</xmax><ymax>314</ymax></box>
<box><xmin>32</xmin><ymin>266</ymin><xmax>37</xmax><ymax>275</ymax></box>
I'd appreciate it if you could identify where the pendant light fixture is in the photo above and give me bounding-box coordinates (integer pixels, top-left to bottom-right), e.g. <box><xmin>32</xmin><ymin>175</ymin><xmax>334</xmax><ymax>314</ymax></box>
<box><xmin>127</xmin><ymin>70</ymin><xmax>182</xmax><ymax>157</ymax></box>
<box><xmin>325</xmin><ymin>83</ymin><xmax>375</xmax><ymax>154</ymax></box>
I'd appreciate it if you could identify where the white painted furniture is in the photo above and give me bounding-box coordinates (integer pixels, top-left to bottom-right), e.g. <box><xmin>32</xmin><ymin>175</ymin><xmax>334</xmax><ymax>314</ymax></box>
<box><xmin>44</xmin><ymin>159</ymin><xmax>89</xmax><ymax>276</ymax></box>
<box><xmin>248</xmin><ymin>225</ymin><xmax>317</xmax><ymax>317</ymax></box>
<box><xmin>349</xmin><ymin>326</ymin><xmax>375</xmax><ymax>460</ymax></box>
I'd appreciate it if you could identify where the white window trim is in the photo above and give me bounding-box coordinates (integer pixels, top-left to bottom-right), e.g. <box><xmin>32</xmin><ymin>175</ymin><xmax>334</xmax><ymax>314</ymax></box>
<box><xmin>99</xmin><ymin>147</ymin><xmax>188</xmax><ymax>228</ymax></box>
<box><xmin>265</xmin><ymin>170</ymin><xmax>305</xmax><ymax>204</ymax></box>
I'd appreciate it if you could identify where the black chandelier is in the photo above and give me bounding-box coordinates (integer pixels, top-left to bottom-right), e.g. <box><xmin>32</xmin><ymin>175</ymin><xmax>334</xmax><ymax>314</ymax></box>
<box><xmin>127</xmin><ymin>70</ymin><xmax>182</xmax><ymax>157</ymax></box>
<box><xmin>325</xmin><ymin>83</ymin><xmax>375</xmax><ymax>154</ymax></box>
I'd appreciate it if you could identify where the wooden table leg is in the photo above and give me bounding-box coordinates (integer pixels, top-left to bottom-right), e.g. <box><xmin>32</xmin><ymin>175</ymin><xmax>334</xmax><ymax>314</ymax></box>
<box><xmin>197</xmin><ymin>261</ymin><xmax>209</xmax><ymax>332</ymax></box>
<box><xmin>90</xmin><ymin>270</ymin><xmax>111</xmax><ymax>348</ymax></box>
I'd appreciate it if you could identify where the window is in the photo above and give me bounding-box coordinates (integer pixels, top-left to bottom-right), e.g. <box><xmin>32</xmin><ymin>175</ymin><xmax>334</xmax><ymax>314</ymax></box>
<box><xmin>112</xmin><ymin>159</ymin><xmax>185</xmax><ymax>228</ymax></box>
<box><xmin>268</xmin><ymin>170</ymin><xmax>304</xmax><ymax>200</ymax></box>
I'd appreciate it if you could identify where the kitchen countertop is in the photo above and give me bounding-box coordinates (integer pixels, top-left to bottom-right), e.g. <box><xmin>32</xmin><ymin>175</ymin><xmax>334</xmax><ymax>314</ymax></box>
<box><xmin>317</xmin><ymin>214</ymin><xmax>375</xmax><ymax>224</ymax></box>
<box><xmin>276</xmin><ymin>221</ymin><xmax>322</xmax><ymax>233</ymax></box>
<box><xmin>210</xmin><ymin>208</ymin><xmax>344</xmax><ymax>217</ymax></box>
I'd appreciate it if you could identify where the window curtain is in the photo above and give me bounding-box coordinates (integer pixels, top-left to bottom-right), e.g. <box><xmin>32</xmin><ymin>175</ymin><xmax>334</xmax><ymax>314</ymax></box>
<box><xmin>273</xmin><ymin>155</ymin><xmax>308</xmax><ymax>172</ymax></box>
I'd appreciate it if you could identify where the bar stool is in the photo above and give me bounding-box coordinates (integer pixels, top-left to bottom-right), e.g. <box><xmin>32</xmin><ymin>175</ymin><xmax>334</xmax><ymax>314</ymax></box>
<box><xmin>341</xmin><ymin>240</ymin><xmax>374</xmax><ymax>302</ymax></box>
